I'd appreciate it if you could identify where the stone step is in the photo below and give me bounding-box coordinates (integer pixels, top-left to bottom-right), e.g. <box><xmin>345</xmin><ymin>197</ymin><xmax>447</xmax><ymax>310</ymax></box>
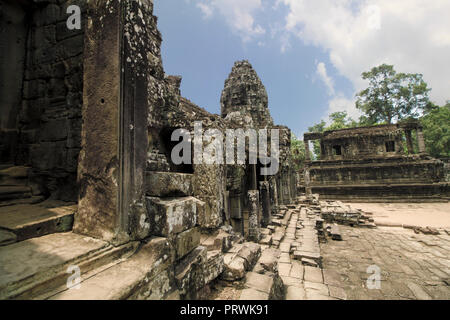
<box><xmin>0</xmin><ymin>196</ymin><xmax>45</xmax><ymax>208</ymax></box>
<box><xmin>0</xmin><ymin>166</ymin><xmax>29</xmax><ymax>182</ymax></box>
<box><xmin>0</xmin><ymin>232</ymin><xmax>139</xmax><ymax>299</ymax></box>
<box><xmin>0</xmin><ymin>186</ymin><xmax>32</xmax><ymax>201</ymax></box>
<box><xmin>0</xmin><ymin>201</ymin><xmax>76</xmax><ymax>244</ymax></box>
<box><xmin>0</xmin><ymin>164</ymin><xmax>14</xmax><ymax>171</ymax></box>
<box><xmin>48</xmin><ymin>237</ymin><xmax>172</xmax><ymax>300</ymax></box>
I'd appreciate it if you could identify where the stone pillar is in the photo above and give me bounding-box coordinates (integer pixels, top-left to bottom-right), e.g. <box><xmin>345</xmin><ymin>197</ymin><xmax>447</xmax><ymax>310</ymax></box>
<box><xmin>75</xmin><ymin>0</ymin><xmax>153</xmax><ymax>244</ymax></box>
<box><xmin>247</xmin><ymin>190</ymin><xmax>261</xmax><ymax>242</ymax></box>
<box><xmin>304</xmin><ymin>140</ymin><xmax>311</xmax><ymax>161</ymax></box>
<box><xmin>259</xmin><ymin>181</ymin><xmax>271</xmax><ymax>227</ymax></box>
<box><xmin>416</xmin><ymin>128</ymin><xmax>426</xmax><ymax>154</ymax></box>
<box><xmin>269</xmin><ymin>178</ymin><xmax>279</xmax><ymax>214</ymax></box>
<box><xmin>405</xmin><ymin>130</ymin><xmax>414</xmax><ymax>154</ymax></box>
<box><xmin>251</xmin><ymin>164</ymin><xmax>257</xmax><ymax>190</ymax></box>
<box><xmin>304</xmin><ymin>166</ymin><xmax>312</xmax><ymax>196</ymax></box>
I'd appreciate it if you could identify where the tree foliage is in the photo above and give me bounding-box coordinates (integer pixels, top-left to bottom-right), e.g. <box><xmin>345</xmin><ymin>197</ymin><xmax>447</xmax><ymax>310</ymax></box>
<box><xmin>301</xmin><ymin>64</ymin><xmax>447</xmax><ymax>161</ymax></box>
<box><xmin>291</xmin><ymin>134</ymin><xmax>308</xmax><ymax>170</ymax></box>
<box><xmin>421</xmin><ymin>102</ymin><xmax>450</xmax><ymax>158</ymax></box>
<box><xmin>356</xmin><ymin>64</ymin><xmax>431</xmax><ymax>124</ymax></box>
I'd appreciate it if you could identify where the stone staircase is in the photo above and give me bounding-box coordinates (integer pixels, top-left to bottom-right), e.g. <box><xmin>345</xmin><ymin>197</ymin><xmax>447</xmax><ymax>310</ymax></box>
<box><xmin>0</xmin><ymin>169</ymin><xmax>238</xmax><ymax>300</ymax></box>
<box><xmin>0</xmin><ymin>232</ymin><xmax>139</xmax><ymax>299</ymax></box>
<box><xmin>0</xmin><ymin>165</ymin><xmax>43</xmax><ymax>207</ymax></box>
<box><xmin>0</xmin><ymin>165</ymin><xmax>76</xmax><ymax>246</ymax></box>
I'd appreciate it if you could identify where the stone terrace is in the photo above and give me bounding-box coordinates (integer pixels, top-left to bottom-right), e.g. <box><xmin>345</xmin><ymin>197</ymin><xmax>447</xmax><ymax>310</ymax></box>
<box><xmin>212</xmin><ymin>196</ymin><xmax>450</xmax><ymax>300</ymax></box>
<box><xmin>321</xmin><ymin>226</ymin><xmax>450</xmax><ymax>300</ymax></box>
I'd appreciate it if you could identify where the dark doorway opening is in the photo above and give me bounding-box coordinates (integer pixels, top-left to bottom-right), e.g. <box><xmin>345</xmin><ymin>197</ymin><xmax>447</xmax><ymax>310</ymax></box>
<box><xmin>332</xmin><ymin>145</ymin><xmax>342</xmax><ymax>156</ymax></box>
<box><xmin>385</xmin><ymin>141</ymin><xmax>395</xmax><ymax>152</ymax></box>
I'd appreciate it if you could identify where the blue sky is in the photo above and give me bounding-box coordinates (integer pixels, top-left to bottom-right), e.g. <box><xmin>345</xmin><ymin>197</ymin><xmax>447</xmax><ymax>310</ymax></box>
<box><xmin>154</xmin><ymin>0</ymin><xmax>450</xmax><ymax>138</ymax></box>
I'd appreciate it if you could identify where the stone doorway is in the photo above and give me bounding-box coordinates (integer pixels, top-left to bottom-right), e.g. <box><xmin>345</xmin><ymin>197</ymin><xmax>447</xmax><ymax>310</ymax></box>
<box><xmin>0</xmin><ymin>0</ymin><xmax>84</xmax><ymax>244</ymax></box>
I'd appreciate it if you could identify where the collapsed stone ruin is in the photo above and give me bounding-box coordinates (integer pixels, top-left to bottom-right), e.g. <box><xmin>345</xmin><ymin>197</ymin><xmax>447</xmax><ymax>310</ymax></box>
<box><xmin>1</xmin><ymin>0</ymin><xmax>448</xmax><ymax>301</ymax></box>
<box><xmin>0</xmin><ymin>0</ymin><xmax>297</xmax><ymax>300</ymax></box>
<box><xmin>303</xmin><ymin>123</ymin><xmax>449</xmax><ymax>202</ymax></box>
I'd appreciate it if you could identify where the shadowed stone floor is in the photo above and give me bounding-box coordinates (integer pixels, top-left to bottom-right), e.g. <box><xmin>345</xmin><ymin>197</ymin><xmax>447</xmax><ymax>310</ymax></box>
<box><xmin>321</xmin><ymin>226</ymin><xmax>450</xmax><ymax>300</ymax></box>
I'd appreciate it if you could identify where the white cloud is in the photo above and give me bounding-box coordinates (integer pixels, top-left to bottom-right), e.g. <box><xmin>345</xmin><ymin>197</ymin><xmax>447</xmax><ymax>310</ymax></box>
<box><xmin>279</xmin><ymin>0</ymin><xmax>450</xmax><ymax>105</ymax></box>
<box><xmin>327</xmin><ymin>94</ymin><xmax>361</xmax><ymax>122</ymax></box>
<box><xmin>315</xmin><ymin>61</ymin><xmax>335</xmax><ymax>96</ymax></box>
<box><xmin>195</xmin><ymin>0</ymin><xmax>265</xmax><ymax>42</ymax></box>
<box><xmin>196</xmin><ymin>3</ymin><xmax>213</xmax><ymax>19</ymax></box>
<box><xmin>314</xmin><ymin>61</ymin><xmax>360</xmax><ymax>121</ymax></box>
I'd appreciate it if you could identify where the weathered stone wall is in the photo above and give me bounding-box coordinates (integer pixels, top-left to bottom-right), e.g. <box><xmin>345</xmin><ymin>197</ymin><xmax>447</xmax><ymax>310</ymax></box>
<box><xmin>9</xmin><ymin>0</ymin><xmax>87</xmax><ymax>201</ymax></box>
<box><xmin>319</xmin><ymin>125</ymin><xmax>404</xmax><ymax>160</ymax></box>
<box><xmin>0</xmin><ymin>0</ymin><xmax>28</xmax><ymax>164</ymax></box>
<box><xmin>309</xmin><ymin>156</ymin><xmax>446</xmax><ymax>186</ymax></box>
<box><xmin>304</xmin><ymin>124</ymin><xmax>449</xmax><ymax>201</ymax></box>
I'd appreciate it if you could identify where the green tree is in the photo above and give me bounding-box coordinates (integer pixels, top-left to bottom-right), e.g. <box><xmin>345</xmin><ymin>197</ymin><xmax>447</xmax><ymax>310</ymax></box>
<box><xmin>356</xmin><ymin>64</ymin><xmax>431</xmax><ymax>124</ymax></box>
<box><xmin>291</xmin><ymin>134</ymin><xmax>309</xmax><ymax>170</ymax></box>
<box><xmin>421</xmin><ymin>102</ymin><xmax>450</xmax><ymax>158</ymax></box>
<box><xmin>307</xmin><ymin>120</ymin><xmax>326</xmax><ymax>160</ymax></box>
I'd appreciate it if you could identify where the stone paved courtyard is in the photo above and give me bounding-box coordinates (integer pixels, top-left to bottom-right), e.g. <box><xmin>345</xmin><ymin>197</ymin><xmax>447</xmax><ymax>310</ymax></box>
<box><xmin>321</xmin><ymin>226</ymin><xmax>450</xmax><ymax>300</ymax></box>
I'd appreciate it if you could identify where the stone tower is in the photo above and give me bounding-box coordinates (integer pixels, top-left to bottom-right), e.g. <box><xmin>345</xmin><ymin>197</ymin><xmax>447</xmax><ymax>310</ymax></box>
<box><xmin>220</xmin><ymin>60</ymin><xmax>273</xmax><ymax>128</ymax></box>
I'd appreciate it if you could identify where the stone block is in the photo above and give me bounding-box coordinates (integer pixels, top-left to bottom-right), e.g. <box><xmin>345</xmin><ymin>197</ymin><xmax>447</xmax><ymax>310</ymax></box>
<box><xmin>204</xmin><ymin>250</ymin><xmax>224</xmax><ymax>284</ymax></box>
<box><xmin>278</xmin><ymin>263</ymin><xmax>292</xmax><ymax>277</ymax></box>
<box><xmin>221</xmin><ymin>254</ymin><xmax>246</xmax><ymax>281</ymax></box>
<box><xmin>328</xmin><ymin>285</ymin><xmax>347</xmax><ymax>300</ymax></box>
<box><xmin>279</xmin><ymin>242</ymin><xmax>290</xmax><ymax>253</ymax></box>
<box><xmin>197</xmin><ymin>196</ymin><xmax>222</xmax><ymax>229</ymax></box>
<box><xmin>146</xmin><ymin>196</ymin><xmax>203</xmax><ymax>236</ymax></box>
<box><xmin>256</xmin><ymin>248</ymin><xmax>280</xmax><ymax>273</ymax></box>
<box><xmin>174</xmin><ymin>246</ymin><xmax>207</xmax><ymax>298</ymax></box>
<box><xmin>286</xmin><ymin>285</ymin><xmax>306</xmax><ymax>300</ymax></box>
<box><xmin>304</xmin><ymin>266</ymin><xmax>323</xmax><ymax>283</ymax></box>
<box><xmin>290</xmin><ymin>261</ymin><xmax>304</xmax><ymax>279</ymax></box>
<box><xmin>245</xmin><ymin>272</ymin><xmax>273</xmax><ymax>295</ymax></box>
<box><xmin>259</xmin><ymin>235</ymin><xmax>272</xmax><ymax>245</ymax></box>
<box><xmin>175</xmin><ymin>227</ymin><xmax>200</xmax><ymax>260</ymax></box>
<box><xmin>237</xmin><ymin>242</ymin><xmax>261</xmax><ymax>271</ymax></box>
<box><xmin>145</xmin><ymin>172</ymin><xmax>193</xmax><ymax>197</ymax></box>
<box><xmin>304</xmin><ymin>281</ymin><xmax>329</xmax><ymax>296</ymax></box>
<box><xmin>239</xmin><ymin>288</ymin><xmax>268</xmax><ymax>300</ymax></box>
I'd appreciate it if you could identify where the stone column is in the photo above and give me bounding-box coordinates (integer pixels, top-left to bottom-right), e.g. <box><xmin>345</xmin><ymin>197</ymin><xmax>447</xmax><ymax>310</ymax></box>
<box><xmin>416</xmin><ymin>128</ymin><xmax>426</xmax><ymax>154</ymax></box>
<box><xmin>259</xmin><ymin>181</ymin><xmax>271</xmax><ymax>227</ymax></box>
<box><xmin>304</xmin><ymin>166</ymin><xmax>312</xmax><ymax>196</ymax></box>
<box><xmin>74</xmin><ymin>0</ymin><xmax>153</xmax><ymax>244</ymax></box>
<box><xmin>251</xmin><ymin>164</ymin><xmax>257</xmax><ymax>190</ymax></box>
<box><xmin>304</xmin><ymin>140</ymin><xmax>311</xmax><ymax>161</ymax></box>
<box><xmin>405</xmin><ymin>130</ymin><xmax>414</xmax><ymax>154</ymax></box>
<box><xmin>247</xmin><ymin>190</ymin><xmax>261</xmax><ymax>242</ymax></box>
<box><xmin>269</xmin><ymin>177</ymin><xmax>279</xmax><ymax>215</ymax></box>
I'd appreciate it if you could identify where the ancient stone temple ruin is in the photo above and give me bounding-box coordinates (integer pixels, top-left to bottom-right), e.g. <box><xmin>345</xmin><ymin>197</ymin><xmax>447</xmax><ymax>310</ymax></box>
<box><xmin>0</xmin><ymin>0</ymin><xmax>297</xmax><ymax>299</ymax></box>
<box><xmin>303</xmin><ymin>122</ymin><xmax>449</xmax><ymax>201</ymax></box>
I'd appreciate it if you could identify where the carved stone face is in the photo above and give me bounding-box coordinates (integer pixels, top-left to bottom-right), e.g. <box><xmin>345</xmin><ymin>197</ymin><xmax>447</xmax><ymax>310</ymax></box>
<box><xmin>221</xmin><ymin>60</ymin><xmax>273</xmax><ymax>128</ymax></box>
